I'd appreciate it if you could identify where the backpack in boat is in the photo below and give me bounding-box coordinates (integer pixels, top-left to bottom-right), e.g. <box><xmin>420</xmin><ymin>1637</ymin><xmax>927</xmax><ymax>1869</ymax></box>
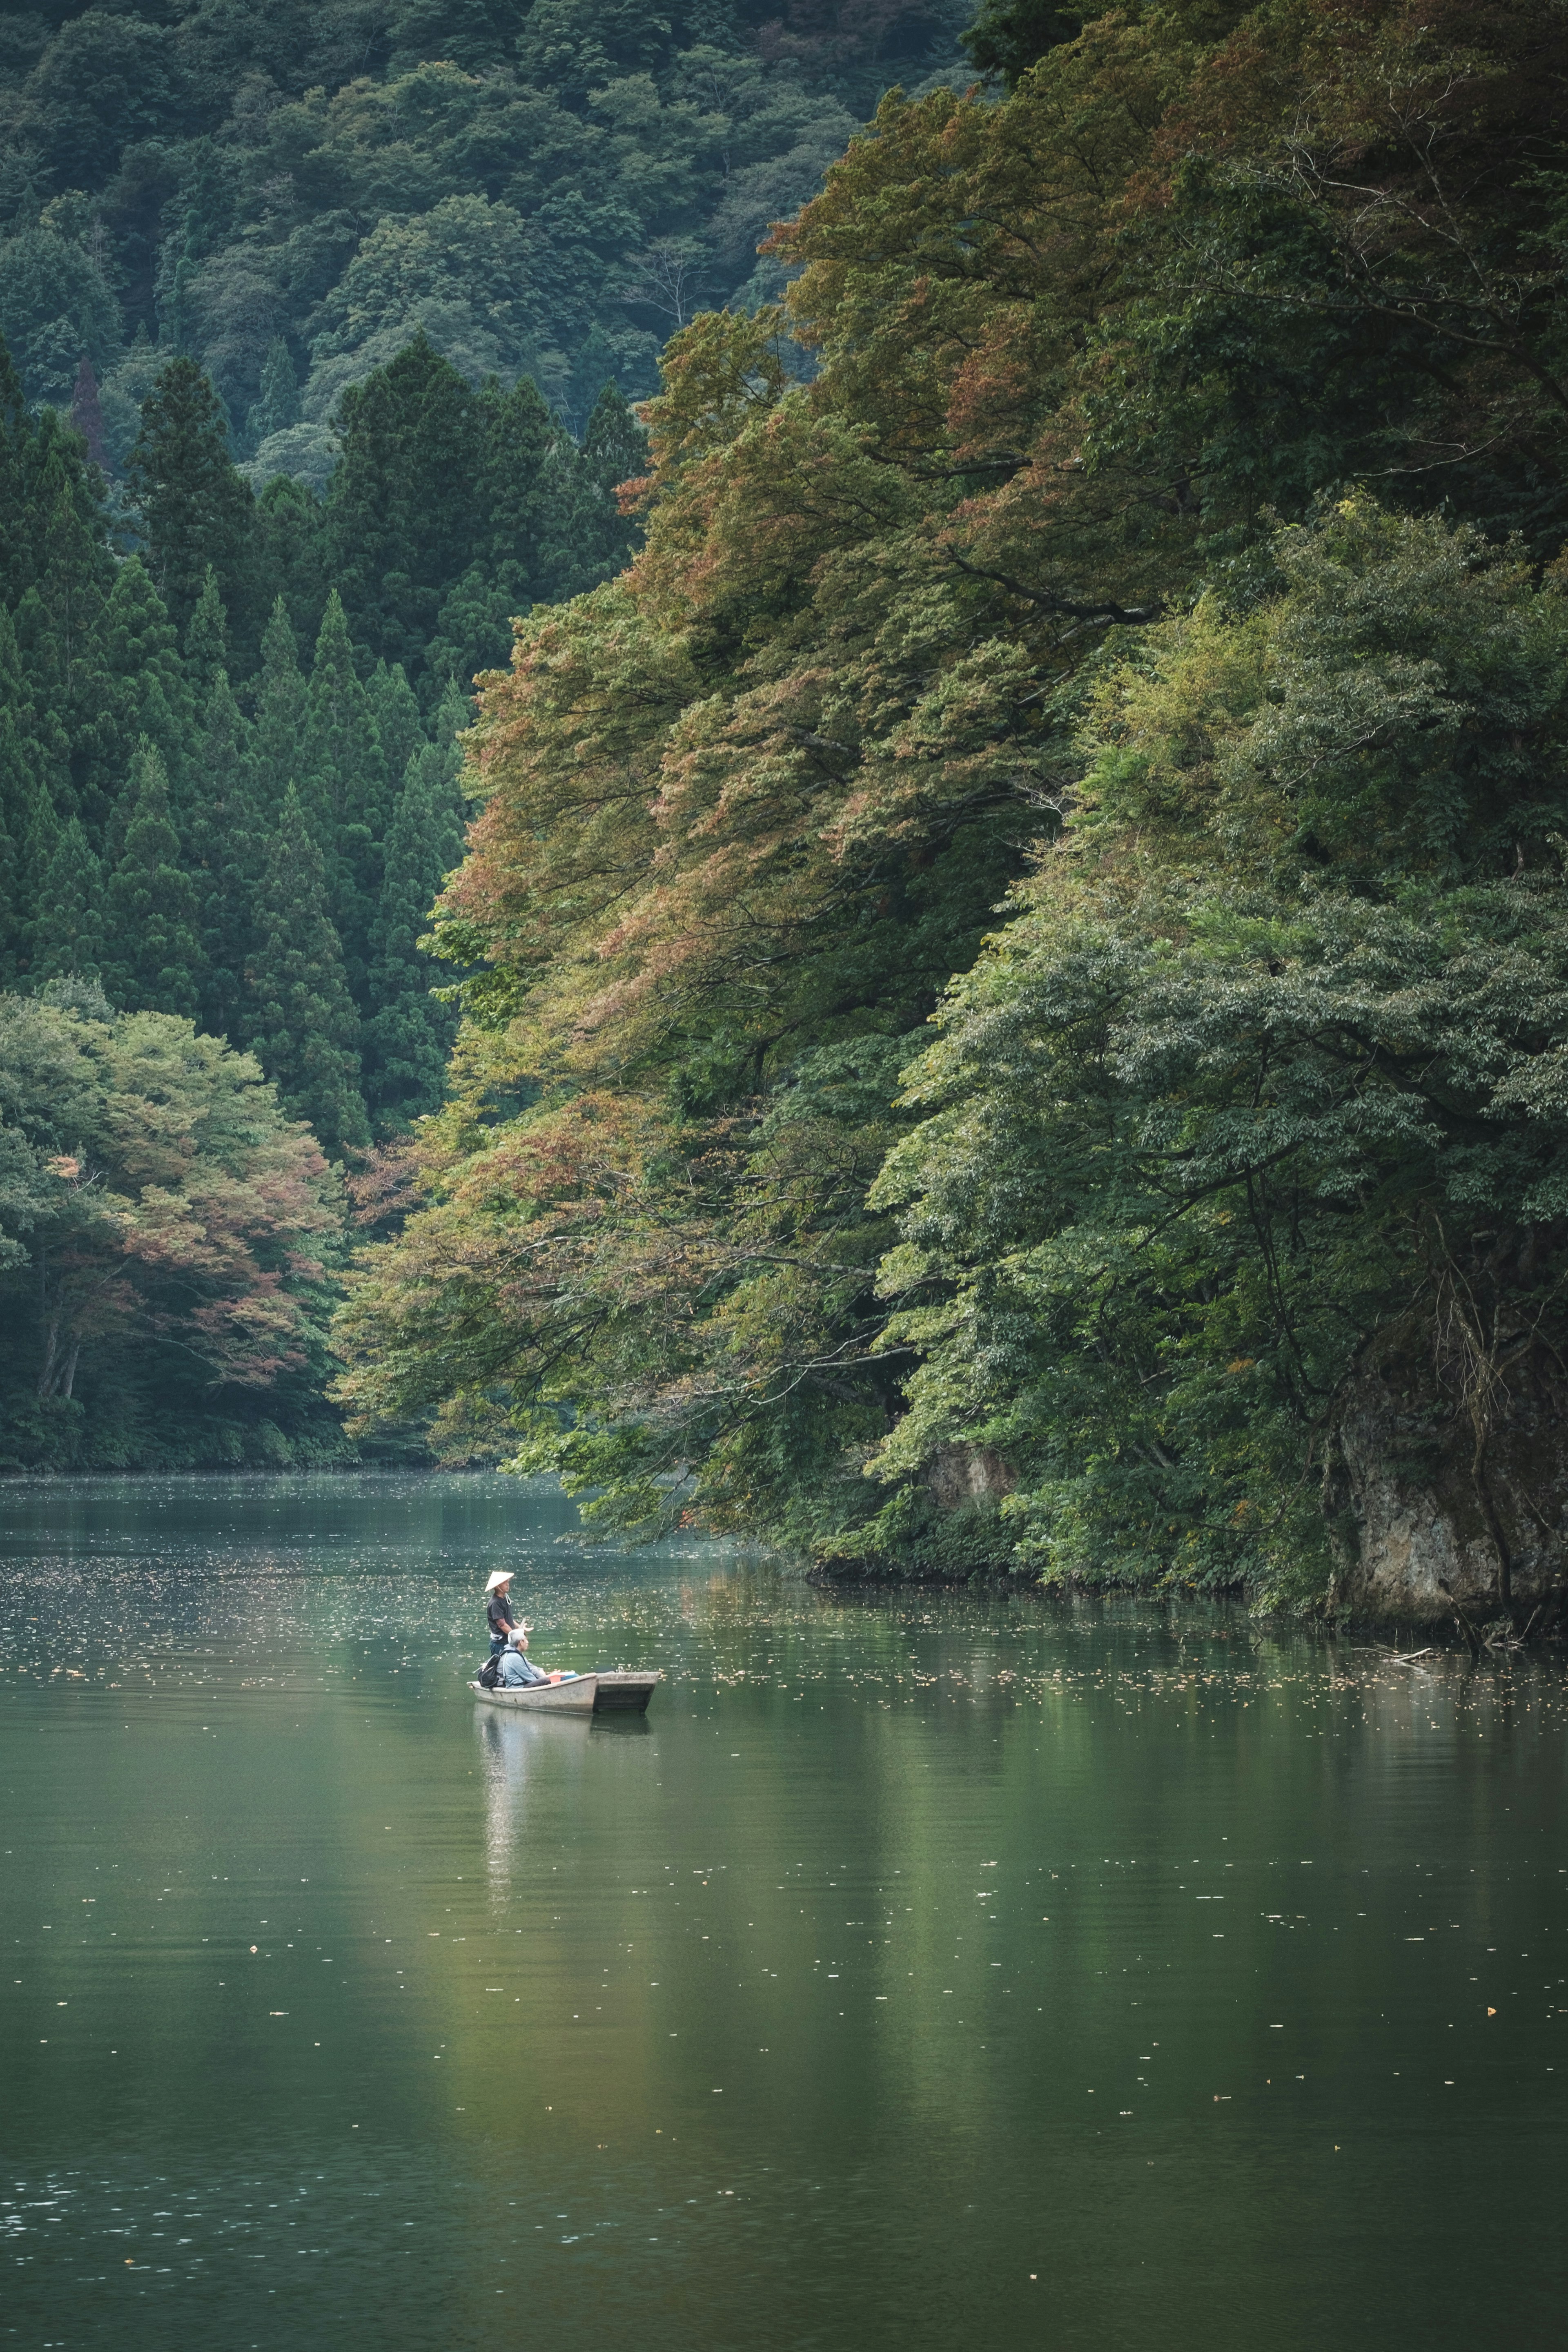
<box><xmin>477</xmin><ymin>1652</ymin><xmax>503</xmax><ymax>1690</ymax></box>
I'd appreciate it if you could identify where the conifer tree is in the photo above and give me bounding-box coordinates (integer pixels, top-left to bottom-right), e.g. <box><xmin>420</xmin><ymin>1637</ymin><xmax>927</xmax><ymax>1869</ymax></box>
<box><xmin>432</xmin><ymin>675</ymin><xmax>473</xmax><ymax>752</ymax></box>
<box><xmin>426</xmin><ymin>373</ymin><xmax>559</xmax><ymax>687</ymax></box>
<box><xmin>325</xmin><ymin>334</ymin><xmax>483</xmax><ymax>673</ymax></box>
<box><xmin>367</xmin><ymin>660</ymin><xmax>425</xmax><ymax>800</ymax></box>
<box><xmin>9</xmin><ymin>589</ymin><xmax>75</xmax><ymax>820</ymax></box>
<box><xmin>247</xmin><ymin>782</ymin><xmax>369</xmax><ymax>1159</ymax></box>
<box><xmin>183</xmin><ymin>563</ymin><xmax>229</xmax><ymax>698</ymax></box>
<box><xmin>480</xmin><ymin>374</ymin><xmax>559</xmax><ymax>559</ymax></box>
<box><xmin>90</xmin><ymin>556</ymin><xmax>192</xmax><ymax>845</ymax></box>
<box><xmin>31</xmin><ymin>817</ymin><xmax>103</xmax><ymax>985</ymax></box>
<box><xmin>0</xmin><ymin>800</ymin><xmax>18</xmax><ymax>986</ymax></box>
<box><xmin>17</xmin><ymin>773</ymin><xmax>62</xmax><ymax>965</ymax></box>
<box><xmin>0</xmin><ymin>707</ymin><xmax>40</xmax><ymax>975</ymax></box>
<box><xmin>254</xmin><ymin>474</ymin><xmax>327</xmax><ymax>654</ymax></box>
<box><xmin>303</xmin><ymin>589</ymin><xmax>387</xmax><ymax>997</ymax></box>
<box><xmin>0</xmin><ymin>606</ymin><xmax>47</xmax><ymax>858</ymax></box>
<box><xmin>16</xmin><ymin>441</ymin><xmax>116</xmax><ymax>829</ymax></box>
<box><xmin>363</xmin><ymin>739</ymin><xmax>467</xmax><ymax>1123</ymax></box>
<box><xmin>0</xmin><ymin>354</ymin><xmax>112</xmax><ymax>624</ymax></box>
<box><xmin>251</xmin><ymin>596</ymin><xmax>309</xmax><ymax>827</ymax></box>
<box><xmin>187</xmin><ymin>668</ymin><xmax>261</xmax><ymax>1044</ymax></box>
<box><xmin>127</xmin><ymin>356</ymin><xmax>256</xmax><ymax>646</ymax></box>
<box><xmin>103</xmin><ymin>740</ymin><xmax>204</xmax><ymax>1016</ymax></box>
<box><xmin>0</xmin><ymin>334</ymin><xmax>35</xmax><ymax>594</ymax></box>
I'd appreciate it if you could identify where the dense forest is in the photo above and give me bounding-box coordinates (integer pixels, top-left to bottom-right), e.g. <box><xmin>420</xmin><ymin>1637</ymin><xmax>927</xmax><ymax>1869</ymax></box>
<box><xmin>336</xmin><ymin>0</ymin><xmax>1568</xmax><ymax>1626</ymax></box>
<box><xmin>0</xmin><ymin>0</ymin><xmax>969</xmax><ymax>466</ymax></box>
<box><xmin>0</xmin><ymin>0</ymin><xmax>967</xmax><ymax>1467</ymax></box>
<box><xmin>6</xmin><ymin>0</ymin><xmax>1568</xmax><ymax>1627</ymax></box>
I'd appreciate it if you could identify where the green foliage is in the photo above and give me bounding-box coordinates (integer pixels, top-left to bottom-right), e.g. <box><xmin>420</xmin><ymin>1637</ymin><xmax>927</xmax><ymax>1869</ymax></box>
<box><xmin>126</xmin><ymin>356</ymin><xmax>256</xmax><ymax>648</ymax></box>
<box><xmin>0</xmin><ymin>986</ymin><xmax>345</xmax><ymax>1469</ymax></box>
<box><xmin>0</xmin><ymin>0</ymin><xmax>964</xmax><ymax>465</ymax></box>
<box><xmin>187</xmin><ymin>667</ymin><xmax>261</xmax><ymax>1044</ymax></box>
<box><xmin>249</xmin><ymin>595</ymin><xmax>310</xmax><ymax>823</ymax></box>
<box><xmin>7</xmin><ymin>0</ymin><xmax>1567</xmax><ymax>1540</ymax></box>
<box><xmin>864</xmin><ymin>507</ymin><xmax>1568</xmax><ymax>1606</ymax></box>
<box><xmin>0</xmin><ymin>214</ymin><xmax>122</xmax><ymax>406</ymax></box>
<box><xmin>247</xmin><ymin>781</ymin><xmax>369</xmax><ymax>1161</ymax></box>
<box><xmin>363</xmin><ymin>738</ymin><xmax>467</xmax><ymax>1124</ymax></box>
<box><xmin>540</xmin><ymin>381</ymin><xmax>648</xmax><ymax>601</ymax></box>
<box><xmin>104</xmin><ymin>738</ymin><xmax>204</xmax><ymax>1017</ymax></box>
<box><xmin>183</xmin><ymin>562</ymin><xmax>229</xmax><ymax>696</ymax></box>
<box><xmin>31</xmin><ymin>818</ymin><xmax>102</xmax><ymax>987</ymax></box>
<box><xmin>84</xmin><ymin>555</ymin><xmax>192</xmax><ymax>837</ymax></box>
<box><xmin>0</xmin><ymin>0</ymin><xmax>976</xmax><ymax>1470</ymax></box>
<box><xmin>332</xmin><ymin>0</ymin><xmax>1568</xmax><ymax>1610</ymax></box>
<box><xmin>325</xmin><ymin>334</ymin><xmax>488</xmax><ymax>678</ymax></box>
<box><xmin>961</xmin><ymin>0</ymin><xmax>1090</xmax><ymax>87</ymax></box>
<box><xmin>245</xmin><ymin>336</ymin><xmax>301</xmax><ymax>453</ymax></box>
<box><xmin>303</xmin><ymin>587</ymin><xmax>389</xmax><ymax>989</ymax></box>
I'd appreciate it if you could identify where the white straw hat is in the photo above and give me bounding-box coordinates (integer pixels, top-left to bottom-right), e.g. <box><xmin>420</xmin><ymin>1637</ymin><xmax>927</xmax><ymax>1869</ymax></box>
<box><xmin>484</xmin><ymin>1569</ymin><xmax>513</xmax><ymax>1593</ymax></box>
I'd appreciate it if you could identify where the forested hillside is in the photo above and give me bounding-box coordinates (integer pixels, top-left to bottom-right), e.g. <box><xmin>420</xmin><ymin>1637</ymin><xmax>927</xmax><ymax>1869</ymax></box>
<box><xmin>337</xmin><ymin>0</ymin><xmax>1568</xmax><ymax>1623</ymax></box>
<box><xmin>0</xmin><ymin>0</ymin><xmax>967</xmax><ymax>471</ymax></box>
<box><xmin>0</xmin><ymin>0</ymin><xmax>969</xmax><ymax>1469</ymax></box>
<box><xmin>0</xmin><ymin>0</ymin><xmax>968</xmax><ymax>1458</ymax></box>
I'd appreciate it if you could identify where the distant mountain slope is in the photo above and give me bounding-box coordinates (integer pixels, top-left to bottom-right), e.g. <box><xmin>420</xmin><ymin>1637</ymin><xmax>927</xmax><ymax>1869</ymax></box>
<box><xmin>0</xmin><ymin>0</ymin><xmax>971</xmax><ymax>475</ymax></box>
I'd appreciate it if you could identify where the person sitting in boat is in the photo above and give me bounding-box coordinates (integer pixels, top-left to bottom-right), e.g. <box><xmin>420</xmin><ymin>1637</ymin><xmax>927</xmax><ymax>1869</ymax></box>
<box><xmin>485</xmin><ymin>1569</ymin><xmax>519</xmax><ymax>1658</ymax></box>
<box><xmin>496</xmin><ymin>1629</ymin><xmax>564</xmax><ymax>1689</ymax></box>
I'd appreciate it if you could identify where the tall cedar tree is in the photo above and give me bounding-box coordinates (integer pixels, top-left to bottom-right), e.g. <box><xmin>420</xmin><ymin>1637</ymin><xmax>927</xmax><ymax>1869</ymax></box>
<box><xmin>0</xmin><ymin>603</ymin><xmax>46</xmax><ymax>876</ymax></box>
<box><xmin>247</xmin><ymin>781</ymin><xmax>369</xmax><ymax>1159</ymax></box>
<box><xmin>127</xmin><ymin>358</ymin><xmax>256</xmax><ymax>650</ymax></box>
<box><xmin>0</xmin><ymin>336</ymin><xmax>113</xmax><ymax>623</ymax></box>
<box><xmin>363</xmin><ymin>738</ymin><xmax>467</xmax><ymax>1124</ymax></box>
<box><xmin>183</xmin><ymin>564</ymin><xmax>230</xmax><ymax>699</ymax></box>
<box><xmin>89</xmin><ymin>556</ymin><xmax>191</xmax><ymax>845</ymax></box>
<box><xmin>32</xmin><ymin>817</ymin><xmax>103</xmax><ymax>985</ymax></box>
<box><xmin>104</xmin><ymin>740</ymin><xmax>204</xmax><ymax>1016</ymax></box>
<box><xmin>16</xmin><ymin>777</ymin><xmax>64</xmax><ymax>974</ymax></box>
<box><xmin>425</xmin><ymin>373</ymin><xmax>559</xmax><ymax>689</ymax></box>
<box><xmin>250</xmin><ymin>595</ymin><xmax>309</xmax><ymax>827</ymax></box>
<box><xmin>0</xmin><ymin>337</ymin><xmax>34</xmax><ymax>591</ymax></box>
<box><xmin>303</xmin><ymin>589</ymin><xmax>389</xmax><ymax>997</ymax></box>
<box><xmin>188</xmin><ymin>667</ymin><xmax>261</xmax><ymax>1044</ymax></box>
<box><xmin>325</xmin><ymin>334</ymin><xmax>483</xmax><ymax>679</ymax></box>
<box><xmin>367</xmin><ymin>660</ymin><xmax>425</xmax><ymax>795</ymax></box>
<box><xmin>254</xmin><ymin>474</ymin><xmax>328</xmax><ymax>653</ymax></box>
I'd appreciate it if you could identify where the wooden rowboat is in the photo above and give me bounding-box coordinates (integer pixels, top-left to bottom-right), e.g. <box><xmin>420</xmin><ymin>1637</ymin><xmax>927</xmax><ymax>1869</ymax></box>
<box><xmin>592</xmin><ymin>1671</ymin><xmax>662</xmax><ymax>1714</ymax></box>
<box><xmin>470</xmin><ymin>1673</ymin><xmax>598</xmax><ymax>1713</ymax></box>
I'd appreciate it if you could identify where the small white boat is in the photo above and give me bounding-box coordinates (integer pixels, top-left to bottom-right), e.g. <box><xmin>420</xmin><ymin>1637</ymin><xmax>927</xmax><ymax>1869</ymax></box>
<box><xmin>470</xmin><ymin>1673</ymin><xmax>598</xmax><ymax>1714</ymax></box>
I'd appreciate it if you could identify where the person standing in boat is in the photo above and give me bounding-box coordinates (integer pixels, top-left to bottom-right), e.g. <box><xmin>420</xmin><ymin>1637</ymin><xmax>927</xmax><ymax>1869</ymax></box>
<box><xmin>485</xmin><ymin>1569</ymin><xmax>519</xmax><ymax>1658</ymax></box>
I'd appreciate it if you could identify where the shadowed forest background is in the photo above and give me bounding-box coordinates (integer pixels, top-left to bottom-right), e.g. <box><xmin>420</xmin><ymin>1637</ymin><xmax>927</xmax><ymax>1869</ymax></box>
<box><xmin>4</xmin><ymin>0</ymin><xmax>1568</xmax><ymax>1625</ymax></box>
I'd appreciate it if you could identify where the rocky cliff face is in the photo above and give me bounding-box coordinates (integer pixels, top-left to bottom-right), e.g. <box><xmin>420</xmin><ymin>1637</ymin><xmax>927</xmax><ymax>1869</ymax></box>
<box><xmin>1325</xmin><ymin>1330</ymin><xmax>1568</xmax><ymax>1629</ymax></box>
<box><xmin>927</xmin><ymin>1443</ymin><xmax>1017</xmax><ymax>1511</ymax></box>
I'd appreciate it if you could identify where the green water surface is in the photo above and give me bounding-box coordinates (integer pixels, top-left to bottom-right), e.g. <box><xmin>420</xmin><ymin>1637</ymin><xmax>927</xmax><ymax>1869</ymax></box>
<box><xmin>1</xmin><ymin>1472</ymin><xmax>1565</xmax><ymax>2350</ymax></box>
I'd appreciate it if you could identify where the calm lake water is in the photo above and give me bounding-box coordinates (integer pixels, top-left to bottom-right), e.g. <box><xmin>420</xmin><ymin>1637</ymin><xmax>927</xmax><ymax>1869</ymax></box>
<box><xmin>2</xmin><ymin>1472</ymin><xmax>1566</xmax><ymax>2351</ymax></box>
